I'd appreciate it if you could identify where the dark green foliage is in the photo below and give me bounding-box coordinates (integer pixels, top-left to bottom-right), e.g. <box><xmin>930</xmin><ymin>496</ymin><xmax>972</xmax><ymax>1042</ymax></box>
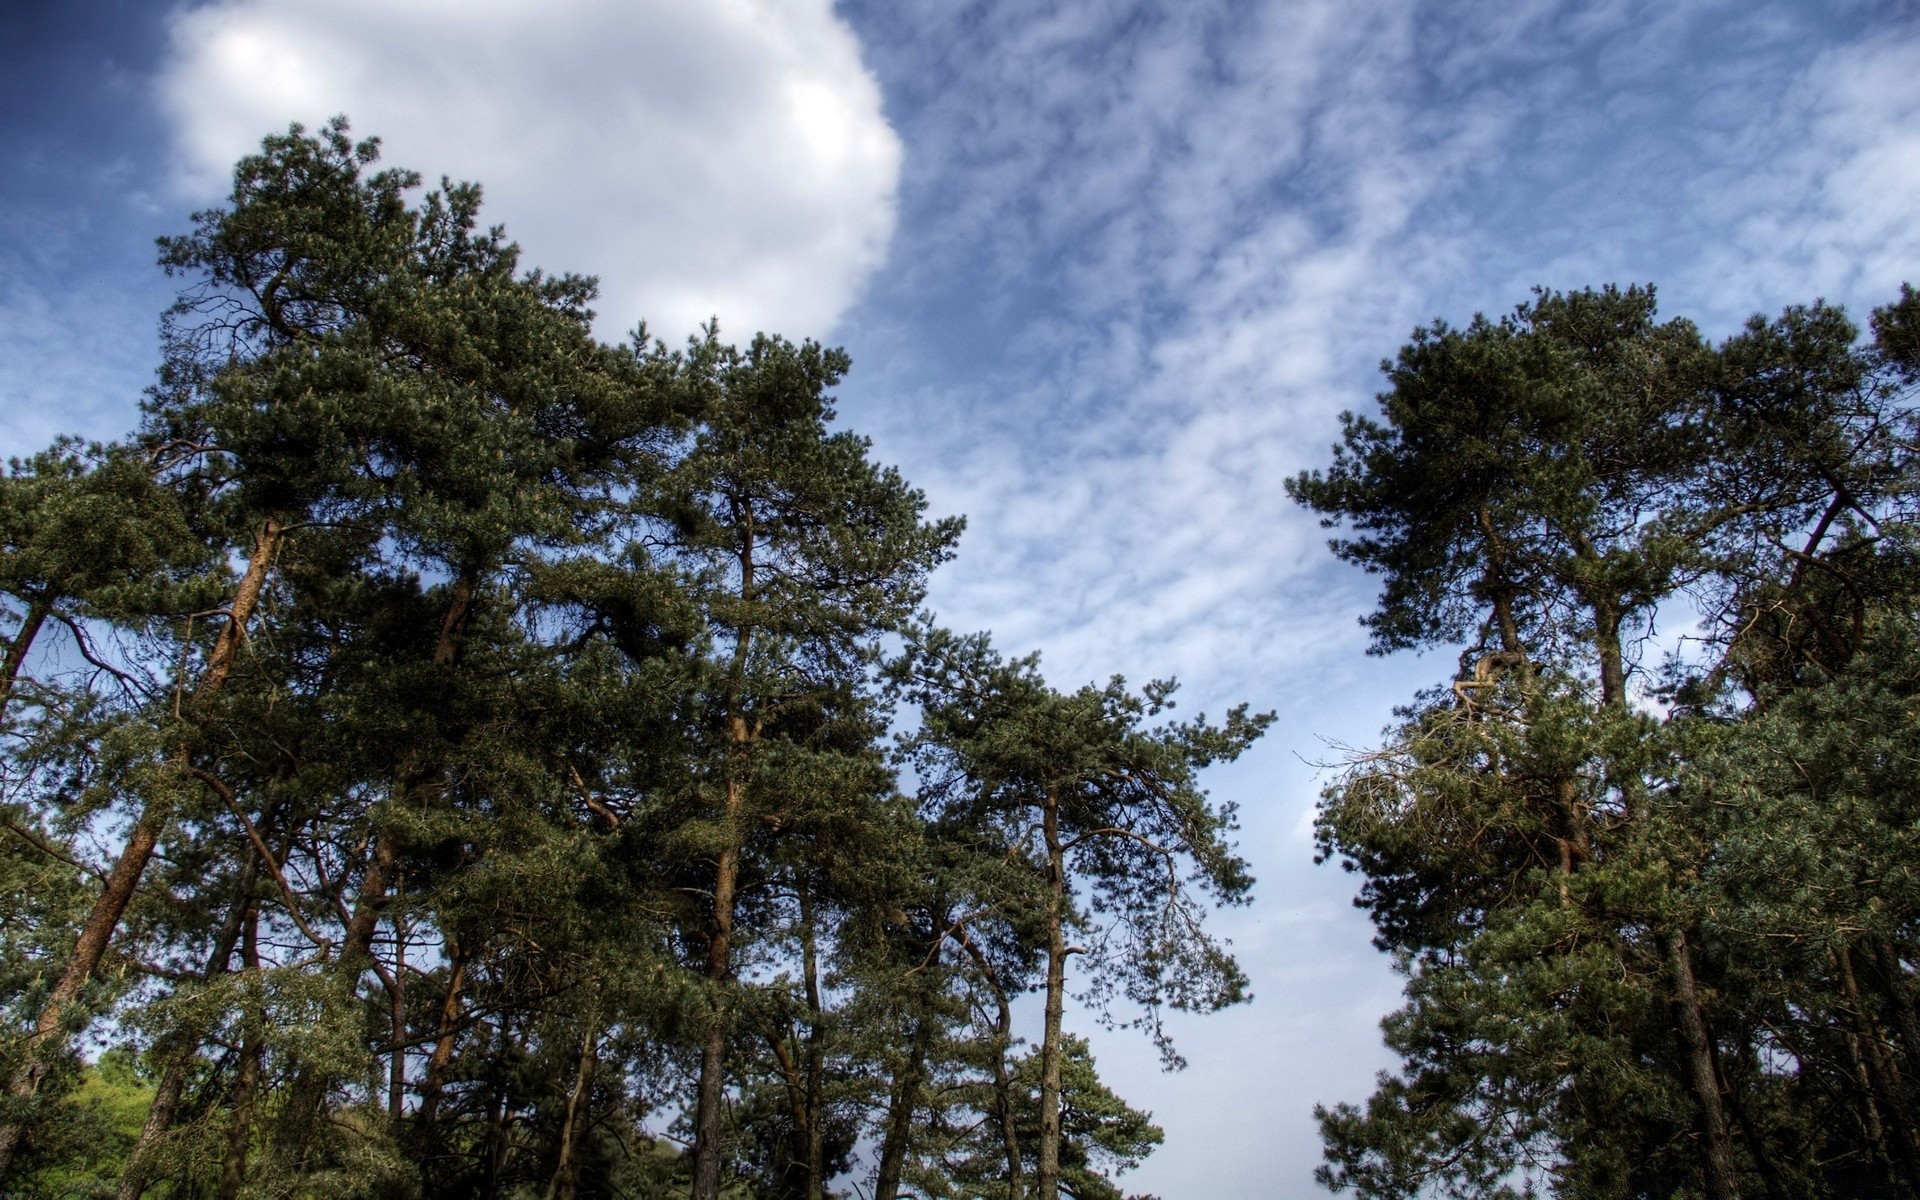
<box><xmin>0</xmin><ymin>120</ymin><xmax>1236</xmax><ymax>1200</ymax></box>
<box><xmin>1299</xmin><ymin>284</ymin><xmax>1920</xmax><ymax>1199</ymax></box>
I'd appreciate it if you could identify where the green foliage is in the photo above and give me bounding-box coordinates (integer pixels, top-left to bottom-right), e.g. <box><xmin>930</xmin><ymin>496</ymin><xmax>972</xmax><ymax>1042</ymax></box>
<box><xmin>4</xmin><ymin>1051</ymin><xmax>153</xmax><ymax>1198</ymax></box>
<box><xmin>1301</xmin><ymin>282</ymin><xmax>1920</xmax><ymax>1199</ymax></box>
<box><xmin>0</xmin><ymin>119</ymin><xmax>1234</xmax><ymax>1200</ymax></box>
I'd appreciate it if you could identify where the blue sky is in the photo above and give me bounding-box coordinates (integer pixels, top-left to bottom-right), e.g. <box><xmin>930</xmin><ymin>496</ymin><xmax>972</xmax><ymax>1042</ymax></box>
<box><xmin>4</xmin><ymin>1</ymin><xmax>1917</xmax><ymax>1194</ymax></box>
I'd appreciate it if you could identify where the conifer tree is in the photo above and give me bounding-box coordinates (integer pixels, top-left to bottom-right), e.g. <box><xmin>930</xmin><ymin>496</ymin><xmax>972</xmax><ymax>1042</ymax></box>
<box><xmin>896</xmin><ymin>628</ymin><xmax>1268</xmax><ymax>1200</ymax></box>
<box><xmin>1295</xmin><ymin>284</ymin><xmax>1920</xmax><ymax>1199</ymax></box>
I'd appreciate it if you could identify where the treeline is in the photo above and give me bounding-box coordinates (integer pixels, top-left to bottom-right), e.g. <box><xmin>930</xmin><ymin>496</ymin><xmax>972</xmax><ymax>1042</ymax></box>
<box><xmin>1294</xmin><ymin>283</ymin><xmax>1920</xmax><ymax>1197</ymax></box>
<box><xmin>0</xmin><ymin>121</ymin><xmax>1268</xmax><ymax>1199</ymax></box>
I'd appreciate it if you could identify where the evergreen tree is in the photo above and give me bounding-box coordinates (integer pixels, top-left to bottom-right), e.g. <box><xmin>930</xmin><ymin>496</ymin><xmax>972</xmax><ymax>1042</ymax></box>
<box><xmin>896</xmin><ymin>627</ymin><xmax>1268</xmax><ymax>1200</ymax></box>
<box><xmin>1295</xmin><ymin>284</ymin><xmax>1920</xmax><ymax>1199</ymax></box>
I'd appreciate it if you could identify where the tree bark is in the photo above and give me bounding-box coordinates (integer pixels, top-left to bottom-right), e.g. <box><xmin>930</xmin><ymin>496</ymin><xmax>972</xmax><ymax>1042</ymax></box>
<box><xmin>544</xmin><ymin>1025</ymin><xmax>598</xmax><ymax>1200</ymax></box>
<box><xmin>958</xmin><ymin>931</ymin><xmax>1025</xmax><ymax>1200</ymax></box>
<box><xmin>1593</xmin><ymin>599</ymin><xmax>1626</xmax><ymax>709</ymax></box>
<box><xmin>765</xmin><ymin>1032</ymin><xmax>811</xmax><ymax>1198</ymax></box>
<box><xmin>693</xmin><ymin>514</ymin><xmax>755</xmax><ymax>1200</ymax></box>
<box><xmin>115</xmin><ymin>858</ymin><xmax>260</xmax><ymax>1200</ymax></box>
<box><xmin>1661</xmin><ymin>928</ymin><xmax>1739</xmax><ymax>1200</ymax></box>
<box><xmin>284</xmin><ymin>569</ymin><xmax>475</xmax><ymax>1147</ymax></box>
<box><xmin>217</xmin><ymin>899</ymin><xmax>264</xmax><ymax>1200</ymax></box>
<box><xmin>280</xmin><ymin>829</ymin><xmax>397</xmax><ymax>1148</ymax></box>
<box><xmin>873</xmin><ymin>1014</ymin><xmax>934</xmax><ymax>1200</ymax></box>
<box><xmin>691</xmin><ymin>823</ymin><xmax>739</xmax><ymax>1200</ymax></box>
<box><xmin>0</xmin><ymin>596</ymin><xmax>50</xmax><ymax>715</ymax></box>
<box><xmin>1474</xmin><ymin>505</ymin><xmax>1522</xmax><ymax>655</ymax></box>
<box><xmin>1838</xmin><ymin>945</ymin><xmax>1920</xmax><ymax>1186</ymax></box>
<box><xmin>389</xmin><ymin>906</ymin><xmax>408</xmax><ymax>1130</ymax></box>
<box><xmin>416</xmin><ymin>941</ymin><xmax>471</xmax><ymax>1133</ymax></box>
<box><xmin>1036</xmin><ymin>786</ymin><xmax>1068</xmax><ymax>1200</ymax></box>
<box><xmin>1869</xmin><ymin>936</ymin><xmax>1920</xmax><ymax>1088</ymax></box>
<box><xmin>0</xmin><ymin>515</ymin><xmax>280</xmax><ymax>1179</ymax></box>
<box><xmin>799</xmin><ymin>884</ymin><xmax>826</xmax><ymax>1200</ymax></box>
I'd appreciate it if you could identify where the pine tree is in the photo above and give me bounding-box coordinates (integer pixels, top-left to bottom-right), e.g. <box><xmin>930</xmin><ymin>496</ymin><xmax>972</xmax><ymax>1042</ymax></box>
<box><xmin>896</xmin><ymin>627</ymin><xmax>1267</xmax><ymax>1200</ymax></box>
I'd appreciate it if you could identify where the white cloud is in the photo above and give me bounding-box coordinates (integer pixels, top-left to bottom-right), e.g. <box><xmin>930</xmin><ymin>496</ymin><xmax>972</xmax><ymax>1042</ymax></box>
<box><xmin>841</xmin><ymin>0</ymin><xmax>1486</xmax><ymax>709</ymax></box>
<box><xmin>157</xmin><ymin>0</ymin><xmax>902</xmax><ymax>341</ymax></box>
<box><xmin>1688</xmin><ymin>31</ymin><xmax>1920</xmax><ymax>318</ymax></box>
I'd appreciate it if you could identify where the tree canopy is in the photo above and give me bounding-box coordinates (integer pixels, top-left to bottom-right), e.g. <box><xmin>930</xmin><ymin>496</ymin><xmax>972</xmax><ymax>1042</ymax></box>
<box><xmin>1294</xmin><ymin>284</ymin><xmax>1920</xmax><ymax>1199</ymax></box>
<box><xmin>0</xmin><ymin>119</ymin><xmax>1263</xmax><ymax>1200</ymax></box>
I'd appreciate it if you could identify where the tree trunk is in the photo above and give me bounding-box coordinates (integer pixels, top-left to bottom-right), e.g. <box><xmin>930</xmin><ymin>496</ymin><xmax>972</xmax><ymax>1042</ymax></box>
<box><xmin>484</xmin><ymin>1017</ymin><xmax>511</xmax><ymax>1198</ymax></box>
<box><xmin>1721</xmin><ymin>1036</ymin><xmax>1792</xmax><ymax>1200</ymax></box>
<box><xmin>0</xmin><ymin>596</ymin><xmax>49</xmax><ymax>714</ymax></box>
<box><xmin>1838</xmin><ymin>945</ymin><xmax>1920</xmax><ymax>1186</ymax></box>
<box><xmin>389</xmin><ymin>906</ymin><xmax>408</xmax><ymax>1130</ymax></box>
<box><xmin>115</xmin><ymin>859</ymin><xmax>260</xmax><ymax>1200</ymax></box>
<box><xmin>1593</xmin><ymin>599</ymin><xmax>1626</xmax><ymax>709</ymax></box>
<box><xmin>1869</xmin><ymin>936</ymin><xmax>1920</xmax><ymax>1111</ymax></box>
<box><xmin>544</xmin><ymin>1025</ymin><xmax>598</xmax><ymax>1200</ymax></box>
<box><xmin>691</xmin><ymin>822</ymin><xmax>739</xmax><ymax>1200</ymax></box>
<box><xmin>281</xmin><ymin>828</ymin><xmax>397</xmax><ymax>1146</ymax></box>
<box><xmin>1661</xmin><ymin>928</ymin><xmax>1739</xmax><ymax>1200</ymax></box>
<box><xmin>1036</xmin><ymin>788</ymin><xmax>1068</xmax><ymax>1200</ymax></box>
<box><xmin>416</xmin><ymin>941</ymin><xmax>471</xmax><ymax>1133</ymax></box>
<box><xmin>0</xmin><ymin>515</ymin><xmax>280</xmax><ymax>1179</ymax></box>
<box><xmin>285</xmin><ymin>569</ymin><xmax>474</xmax><ymax>1147</ymax></box>
<box><xmin>765</xmin><ymin>1032</ymin><xmax>811</xmax><ymax>1199</ymax></box>
<box><xmin>873</xmin><ymin>1014</ymin><xmax>934</xmax><ymax>1200</ymax></box>
<box><xmin>800</xmin><ymin>885</ymin><xmax>826</xmax><ymax>1200</ymax></box>
<box><xmin>694</xmin><ymin>520</ymin><xmax>755</xmax><ymax>1200</ymax></box>
<box><xmin>1475</xmin><ymin>505</ymin><xmax>1523</xmax><ymax>656</ymax></box>
<box><xmin>217</xmin><ymin>899</ymin><xmax>264</xmax><ymax>1200</ymax></box>
<box><xmin>958</xmin><ymin>929</ymin><xmax>1024</xmax><ymax>1200</ymax></box>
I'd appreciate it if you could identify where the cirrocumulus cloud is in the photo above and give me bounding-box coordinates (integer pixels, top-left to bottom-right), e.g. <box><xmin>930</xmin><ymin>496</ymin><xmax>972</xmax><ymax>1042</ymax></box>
<box><xmin>158</xmin><ymin>0</ymin><xmax>903</xmax><ymax>341</ymax></box>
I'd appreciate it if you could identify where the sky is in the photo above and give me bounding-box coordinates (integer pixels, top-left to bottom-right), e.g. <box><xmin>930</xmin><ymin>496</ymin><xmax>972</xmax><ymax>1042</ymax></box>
<box><xmin>3</xmin><ymin>0</ymin><xmax>1918</xmax><ymax>1195</ymax></box>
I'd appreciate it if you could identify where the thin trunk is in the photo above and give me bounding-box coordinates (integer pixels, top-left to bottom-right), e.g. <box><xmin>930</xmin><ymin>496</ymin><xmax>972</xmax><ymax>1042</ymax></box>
<box><xmin>1475</xmin><ymin>505</ymin><xmax>1522</xmax><ymax>656</ymax></box>
<box><xmin>416</xmin><ymin>942</ymin><xmax>471</xmax><ymax>1131</ymax></box>
<box><xmin>692</xmin><ymin>819</ymin><xmax>739</xmax><ymax>1200</ymax></box>
<box><xmin>958</xmin><ymin>930</ymin><xmax>1023</xmax><ymax>1200</ymax></box>
<box><xmin>1870</xmin><ymin>936</ymin><xmax>1920</xmax><ymax>1083</ymax></box>
<box><xmin>282</xmin><ymin>829</ymin><xmax>397</xmax><ymax>1146</ymax></box>
<box><xmin>1593</xmin><ymin>599</ymin><xmax>1626</xmax><ymax>709</ymax></box>
<box><xmin>340</xmin><ymin>831</ymin><xmax>400</xmax><ymax>979</ymax></box>
<box><xmin>1551</xmin><ymin>775</ymin><xmax>1589</xmax><ymax>908</ymax></box>
<box><xmin>873</xmin><ymin>1015</ymin><xmax>934</xmax><ymax>1200</ymax></box>
<box><xmin>800</xmin><ymin>885</ymin><xmax>825</xmax><ymax>1200</ymax></box>
<box><xmin>0</xmin><ymin>516</ymin><xmax>280</xmax><ymax>1178</ymax></box>
<box><xmin>217</xmin><ymin>899</ymin><xmax>264</xmax><ymax>1200</ymax></box>
<box><xmin>285</xmin><ymin>571</ymin><xmax>473</xmax><ymax>1147</ymax></box>
<box><xmin>435</xmin><ymin>573</ymin><xmax>475</xmax><ymax>667</ymax></box>
<box><xmin>767</xmin><ymin>1032</ymin><xmax>811</xmax><ymax>1173</ymax></box>
<box><xmin>0</xmin><ymin>596</ymin><xmax>50</xmax><ymax>714</ymax></box>
<box><xmin>1721</xmin><ymin>1038</ymin><xmax>1792</xmax><ymax>1200</ymax></box>
<box><xmin>693</xmin><ymin>512</ymin><xmax>755</xmax><ymax>1200</ymax></box>
<box><xmin>544</xmin><ymin>1025</ymin><xmax>598</xmax><ymax>1200</ymax></box>
<box><xmin>1036</xmin><ymin>788</ymin><xmax>1068</xmax><ymax>1200</ymax></box>
<box><xmin>484</xmin><ymin>1017</ymin><xmax>511</xmax><ymax>1199</ymax></box>
<box><xmin>1839</xmin><ymin>945</ymin><xmax>1920</xmax><ymax>1185</ymax></box>
<box><xmin>116</xmin><ymin>858</ymin><xmax>259</xmax><ymax>1200</ymax></box>
<box><xmin>389</xmin><ymin>907</ymin><xmax>408</xmax><ymax>1130</ymax></box>
<box><xmin>1661</xmin><ymin>928</ymin><xmax>1739</xmax><ymax>1200</ymax></box>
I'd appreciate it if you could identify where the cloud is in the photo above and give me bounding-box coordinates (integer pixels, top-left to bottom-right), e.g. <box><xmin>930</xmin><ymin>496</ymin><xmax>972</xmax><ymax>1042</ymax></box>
<box><xmin>824</xmin><ymin>12</ymin><xmax>1920</xmax><ymax>1188</ymax></box>
<box><xmin>839</xmin><ymin>0</ymin><xmax>1492</xmax><ymax>708</ymax></box>
<box><xmin>1688</xmin><ymin>30</ymin><xmax>1920</xmax><ymax>318</ymax></box>
<box><xmin>157</xmin><ymin>0</ymin><xmax>902</xmax><ymax>341</ymax></box>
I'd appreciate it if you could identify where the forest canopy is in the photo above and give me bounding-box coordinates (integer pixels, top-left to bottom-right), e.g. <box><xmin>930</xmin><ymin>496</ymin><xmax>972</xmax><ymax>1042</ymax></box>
<box><xmin>6</xmin><ymin>115</ymin><xmax>1920</xmax><ymax>1200</ymax></box>
<box><xmin>1292</xmin><ymin>282</ymin><xmax>1920</xmax><ymax>1199</ymax></box>
<box><xmin>0</xmin><ymin>121</ymin><xmax>1267</xmax><ymax>1200</ymax></box>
